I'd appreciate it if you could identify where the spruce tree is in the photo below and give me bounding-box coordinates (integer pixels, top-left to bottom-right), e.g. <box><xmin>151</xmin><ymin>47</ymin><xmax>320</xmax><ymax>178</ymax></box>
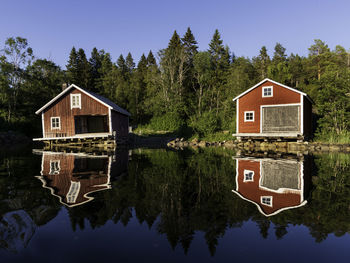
<box><xmin>208</xmin><ymin>29</ymin><xmax>226</xmax><ymax>65</ymax></box>
<box><xmin>125</xmin><ymin>52</ymin><xmax>135</xmax><ymax>72</ymax></box>
<box><xmin>66</xmin><ymin>47</ymin><xmax>79</xmax><ymax>85</ymax></box>
<box><xmin>181</xmin><ymin>27</ymin><xmax>199</xmax><ymax>101</ymax></box>
<box><xmin>137</xmin><ymin>54</ymin><xmax>148</xmax><ymax>72</ymax></box>
<box><xmin>182</xmin><ymin>27</ymin><xmax>198</xmax><ymax>60</ymax></box>
<box><xmin>207</xmin><ymin>29</ymin><xmax>230</xmax><ymax>119</ymax></box>
<box><xmin>76</xmin><ymin>48</ymin><xmax>91</xmax><ymax>89</ymax></box>
<box><xmin>89</xmin><ymin>47</ymin><xmax>104</xmax><ymax>92</ymax></box>
<box><xmin>146</xmin><ymin>50</ymin><xmax>157</xmax><ymax>66</ymax></box>
<box><xmin>117</xmin><ymin>54</ymin><xmax>127</xmax><ymax>75</ymax></box>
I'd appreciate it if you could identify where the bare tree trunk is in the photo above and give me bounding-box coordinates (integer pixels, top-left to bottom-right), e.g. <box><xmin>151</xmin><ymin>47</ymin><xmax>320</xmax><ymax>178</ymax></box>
<box><xmin>216</xmin><ymin>90</ymin><xmax>220</xmax><ymax>116</ymax></box>
<box><xmin>198</xmin><ymin>85</ymin><xmax>203</xmax><ymax>116</ymax></box>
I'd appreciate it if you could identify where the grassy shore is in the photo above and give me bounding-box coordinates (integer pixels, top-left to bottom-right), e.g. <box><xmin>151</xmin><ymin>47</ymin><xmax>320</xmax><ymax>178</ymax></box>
<box><xmin>313</xmin><ymin>131</ymin><xmax>350</xmax><ymax>144</ymax></box>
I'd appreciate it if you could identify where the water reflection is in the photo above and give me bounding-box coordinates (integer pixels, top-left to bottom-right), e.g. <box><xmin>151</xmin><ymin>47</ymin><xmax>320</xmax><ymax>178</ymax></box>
<box><xmin>34</xmin><ymin>150</ymin><xmax>129</xmax><ymax>207</ymax></box>
<box><xmin>1</xmin><ymin>147</ymin><xmax>350</xmax><ymax>261</ymax></box>
<box><xmin>232</xmin><ymin>156</ymin><xmax>312</xmax><ymax>216</ymax></box>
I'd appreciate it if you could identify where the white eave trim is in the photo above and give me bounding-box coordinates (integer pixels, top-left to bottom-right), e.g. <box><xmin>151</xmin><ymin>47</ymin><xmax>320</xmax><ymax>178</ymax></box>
<box><xmin>35</xmin><ymin>84</ymin><xmax>113</xmax><ymax>114</ymax></box>
<box><xmin>232</xmin><ymin>78</ymin><xmax>312</xmax><ymax>103</ymax></box>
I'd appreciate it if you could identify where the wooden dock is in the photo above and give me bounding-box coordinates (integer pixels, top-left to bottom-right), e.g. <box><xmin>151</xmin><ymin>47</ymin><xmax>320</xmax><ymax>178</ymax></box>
<box><xmin>33</xmin><ymin>132</ymin><xmax>128</xmax><ymax>151</ymax></box>
<box><xmin>232</xmin><ymin>133</ymin><xmax>305</xmax><ymax>142</ymax></box>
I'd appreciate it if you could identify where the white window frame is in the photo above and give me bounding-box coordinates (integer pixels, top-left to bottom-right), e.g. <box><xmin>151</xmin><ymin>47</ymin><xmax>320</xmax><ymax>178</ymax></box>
<box><xmin>262</xmin><ymin>86</ymin><xmax>273</xmax><ymax>97</ymax></box>
<box><xmin>243</xmin><ymin>169</ymin><xmax>254</xmax><ymax>182</ymax></box>
<box><xmin>49</xmin><ymin>160</ymin><xmax>60</xmax><ymax>175</ymax></box>
<box><xmin>261</xmin><ymin>196</ymin><xmax>273</xmax><ymax>207</ymax></box>
<box><xmin>244</xmin><ymin>111</ymin><xmax>254</xmax><ymax>122</ymax></box>
<box><xmin>50</xmin><ymin>117</ymin><xmax>61</xmax><ymax>130</ymax></box>
<box><xmin>70</xmin><ymin>93</ymin><xmax>81</xmax><ymax>109</ymax></box>
<box><xmin>66</xmin><ymin>181</ymin><xmax>81</xmax><ymax>204</ymax></box>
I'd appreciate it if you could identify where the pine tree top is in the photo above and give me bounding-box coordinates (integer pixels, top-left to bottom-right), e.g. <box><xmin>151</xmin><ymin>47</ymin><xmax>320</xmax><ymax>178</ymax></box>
<box><xmin>117</xmin><ymin>54</ymin><xmax>126</xmax><ymax>68</ymax></box>
<box><xmin>168</xmin><ymin>30</ymin><xmax>182</xmax><ymax>50</ymax></box>
<box><xmin>137</xmin><ymin>54</ymin><xmax>147</xmax><ymax>70</ymax></box>
<box><xmin>182</xmin><ymin>27</ymin><xmax>198</xmax><ymax>55</ymax></box>
<box><xmin>126</xmin><ymin>52</ymin><xmax>135</xmax><ymax>71</ymax></box>
<box><xmin>147</xmin><ymin>50</ymin><xmax>157</xmax><ymax>66</ymax></box>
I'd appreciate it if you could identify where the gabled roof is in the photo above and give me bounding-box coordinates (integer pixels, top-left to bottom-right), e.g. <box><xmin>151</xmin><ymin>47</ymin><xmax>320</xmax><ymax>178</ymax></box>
<box><xmin>35</xmin><ymin>84</ymin><xmax>131</xmax><ymax>116</ymax></box>
<box><xmin>232</xmin><ymin>78</ymin><xmax>313</xmax><ymax>103</ymax></box>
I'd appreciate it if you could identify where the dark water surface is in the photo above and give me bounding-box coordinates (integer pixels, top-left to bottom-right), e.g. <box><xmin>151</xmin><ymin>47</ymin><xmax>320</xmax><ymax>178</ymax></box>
<box><xmin>0</xmin><ymin>146</ymin><xmax>350</xmax><ymax>263</ymax></box>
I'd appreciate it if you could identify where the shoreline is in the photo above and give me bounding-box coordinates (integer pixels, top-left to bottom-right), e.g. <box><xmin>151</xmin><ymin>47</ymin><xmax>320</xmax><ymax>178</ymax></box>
<box><xmin>167</xmin><ymin>138</ymin><xmax>350</xmax><ymax>154</ymax></box>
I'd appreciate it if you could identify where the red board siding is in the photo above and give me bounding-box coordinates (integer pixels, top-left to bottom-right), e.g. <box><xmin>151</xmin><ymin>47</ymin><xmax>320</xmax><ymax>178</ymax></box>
<box><xmin>236</xmin><ymin>159</ymin><xmax>302</xmax><ymax>215</ymax></box>
<box><xmin>43</xmin><ymin>88</ymin><xmax>109</xmax><ymax>137</ymax></box>
<box><xmin>238</xmin><ymin>81</ymin><xmax>301</xmax><ymax>133</ymax></box>
<box><xmin>41</xmin><ymin>153</ymin><xmax>110</xmax><ymax>206</ymax></box>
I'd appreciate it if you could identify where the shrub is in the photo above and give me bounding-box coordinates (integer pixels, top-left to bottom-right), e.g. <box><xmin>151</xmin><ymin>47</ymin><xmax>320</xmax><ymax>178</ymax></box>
<box><xmin>148</xmin><ymin>112</ymin><xmax>185</xmax><ymax>132</ymax></box>
<box><xmin>189</xmin><ymin>111</ymin><xmax>220</xmax><ymax>136</ymax></box>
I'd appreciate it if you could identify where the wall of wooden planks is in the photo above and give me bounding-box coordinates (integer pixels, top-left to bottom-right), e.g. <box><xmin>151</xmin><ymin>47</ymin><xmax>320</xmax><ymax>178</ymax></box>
<box><xmin>43</xmin><ymin>88</ymin><xmax>109</xmax><ymax>137</ymax></box>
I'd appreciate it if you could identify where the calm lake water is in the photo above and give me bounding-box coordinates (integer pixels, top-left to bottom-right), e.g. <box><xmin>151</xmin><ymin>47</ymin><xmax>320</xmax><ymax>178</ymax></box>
<box><xmin>0</xmin><ymin>146</ymin><xmax>350</xmax><ymax>263</ymax></box>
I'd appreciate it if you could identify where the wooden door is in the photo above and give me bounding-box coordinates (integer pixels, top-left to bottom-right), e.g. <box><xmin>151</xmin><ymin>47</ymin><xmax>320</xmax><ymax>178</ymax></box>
<box><xmin>262</xmin><ymin>105</ymin><xmax>300</xmax><ymax>133</ymax></box>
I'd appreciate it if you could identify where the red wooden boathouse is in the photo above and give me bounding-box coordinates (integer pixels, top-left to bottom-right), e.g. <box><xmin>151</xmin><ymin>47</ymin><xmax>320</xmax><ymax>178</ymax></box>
<box><xmin>33</xmin><ymin>84</ymin><xmax>130</xmax><ymax>143</ymax></box>
<box><xmin>232</xmin><ymin>157</ymin><xmax>311</xmax><ymax>216</ymax></box>
<box><xmin>35</xmin><ymin>150</ymin><xmax>129</xmax><ymax>207</ymax></box>
<box><xmin>232</xmin><ymin>79</ymin><xmax>313</xmax><ymax>140</ymax></box>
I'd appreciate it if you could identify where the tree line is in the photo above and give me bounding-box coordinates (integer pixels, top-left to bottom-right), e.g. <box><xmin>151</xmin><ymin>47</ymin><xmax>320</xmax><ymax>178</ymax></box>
<box><xmin>1</xmin><ymin>29</ymin><xmax>350</xmax><ymax>139</ymax></box>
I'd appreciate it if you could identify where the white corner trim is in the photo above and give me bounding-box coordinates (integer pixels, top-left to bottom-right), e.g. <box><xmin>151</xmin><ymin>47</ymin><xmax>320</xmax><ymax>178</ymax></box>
<box><xmin>301</xmin><ymin>94</ymin><xmax>304</xmax><ymax>134</ymax></box>
<box><xmin>236</xmin><ymin>99</ymin><xmax>239</xmax><ymax>134</ymax></box>
<box><xmin>262</xmin><ymin>86</ymin><xmax>273</xmax><ymax>97</ymax></box>
<box><xmin>300</xmin><ymin>162</ymin><xmax>304</xmax><ymax>202</ymax></box>
<box><xmin>70</xmin><ymin>93</ymin><xmax>81</xmax><ymax>109</ymax></box>
<box><xmin>42</xmin><ymin>112</ymin><xmax>45</xmax><ymax>138</ymax></box>
<box><xmin>244</xmin><ymin>111</ymin><xmax>254</xmax><ymax>122</ymax></box>
<box><xmin>235</xmin><ymin>159</ymin><xmax>239</xmax><ymax>191</ymax></box>
<box><xmin>108</xmin><ymin>108</ymin><xmax>112</xmax><ymax>134</ymax></box>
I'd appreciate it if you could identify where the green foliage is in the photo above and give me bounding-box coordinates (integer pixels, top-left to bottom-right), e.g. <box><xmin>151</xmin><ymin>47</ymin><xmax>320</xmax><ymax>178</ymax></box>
<box><xmin>190</xmin><ymin>111</ymin><xmax>220</xmax><ymax>136</ymax></box>
<box><xmin>194</xmin><ymin>131</ymin><xmax>234</xmax><ymax>142</ymax></box>
<box><xmin>148</xmin><ymin>111</ymin><xmax>185</xmax><ymax>132</ymax></box>
<box><xmin>314</xmin><ymin>130</ymin><xmax>350</xmax><ymax>144</ymax></box>
<box><xmin>1</xmin><ymin>33</ymin><xmax>350</xmax><ymax>139</ymax></box>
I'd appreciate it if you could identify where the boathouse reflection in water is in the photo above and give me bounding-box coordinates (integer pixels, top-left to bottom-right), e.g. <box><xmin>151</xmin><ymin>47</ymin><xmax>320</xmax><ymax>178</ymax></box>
<box><xmin>232</xmin><ymin>156</ymin><xmax>312</xmax><ymax>216</ymax></box>
<box><xmin>35</xmin><ymin>150</ymin><xmax>129</xmax><ymax>207</ymax></box>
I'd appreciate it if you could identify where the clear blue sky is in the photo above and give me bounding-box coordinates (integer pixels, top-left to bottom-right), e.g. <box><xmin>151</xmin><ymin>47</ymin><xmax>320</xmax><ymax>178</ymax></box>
<box><xmin>1</xmin><ymin>0</ymin><xmax>350</xmax><ymax>68</ymax></box>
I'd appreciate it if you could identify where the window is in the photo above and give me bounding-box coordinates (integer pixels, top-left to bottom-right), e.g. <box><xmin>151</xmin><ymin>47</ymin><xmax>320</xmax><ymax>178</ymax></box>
<box><xmin>66</xmin><ymin>181</ymin><xmax>81</xmax><ymax>204</ymax></box>
<box><xmin>261</xmin><ymin>196</ymin><xmax>273</xmax><ymax>207</ymax></box>
<box><xmin>244</xmin><ymin>111</ymin><xmax>254</xmax><ymax>122</ymax></box>
<box><xmin>49</xmin><ymin>160</ymin><xmax>60</xmax><ymax>175</ymax></box>
<box><xmin>51</xmin><ymin>117</ymin><xmax>60</xmax><ymax>129</ymax></box>
<box><xmin>244</xmin><ymin>170</ymin><xmax>254</xmax><ymax>182</ymax></box>
<box><xmin>262</xmin><ymin>86</ymin><xmax>273</xmax><ymax>97</ymax></box>
<box><xmin>70</xmin><ymin>94</ymin><xmax>81</xmax><ymax>109</ymax></box>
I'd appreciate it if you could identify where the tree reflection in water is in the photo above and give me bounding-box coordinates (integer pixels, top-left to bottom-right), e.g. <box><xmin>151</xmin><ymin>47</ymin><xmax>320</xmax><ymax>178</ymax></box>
<box><xmin>1</xmin><ymin>147</ymin><xmax>350</xmax><ymax>255</ymax></box>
